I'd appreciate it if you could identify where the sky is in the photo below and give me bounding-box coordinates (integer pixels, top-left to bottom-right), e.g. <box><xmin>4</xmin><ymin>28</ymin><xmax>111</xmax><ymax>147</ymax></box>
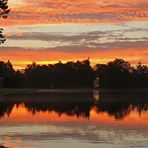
<box><xmin>0</xmin><ymin>0</ymin><xmax>148</xmax><ymax>69</ymax></box>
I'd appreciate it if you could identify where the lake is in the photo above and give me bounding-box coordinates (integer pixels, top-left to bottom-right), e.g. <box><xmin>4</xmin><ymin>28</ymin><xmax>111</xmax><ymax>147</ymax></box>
<box><xmin>0</xmin><ymin>90</ymin><xmax>148</xmax><ymax>148</ymax></box>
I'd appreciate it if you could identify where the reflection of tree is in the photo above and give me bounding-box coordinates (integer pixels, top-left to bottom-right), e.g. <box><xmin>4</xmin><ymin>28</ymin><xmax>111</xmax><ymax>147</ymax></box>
<box><xmin>25</xmin><ymin>101</ymin><xmax>92</xmax><ymax>118</ymax></box>
<box><xmin>0</xmin><ymin>102</ymin><xmax>14</xmax><ymax>118</ymax></box>
<box><xmin>23</xmin><ymin>92</ymin><xmax>94</xmax><ymax>118</ymax></box>
<box><xmin>0</xmin><ymin>92</ymin><xmax>94</xmax><ymax>119</ymax></box>
<box><xmin>96</xmin><ymin>91</ymin><xmax>148</xmax><ymax>120</ymax></box>
<box><xmin>0</xmin><ymin>92</ymin><xmax>148</xmax><ymax>120</ymax></box>
<box><xmin>0</xmin><ymin>0</ymin><xmax>10</xmax><ymax>44</ymax></box>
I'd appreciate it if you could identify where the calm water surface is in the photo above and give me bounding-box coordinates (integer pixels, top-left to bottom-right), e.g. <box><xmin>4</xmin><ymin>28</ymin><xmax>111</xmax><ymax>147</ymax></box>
<box><xmin>0</xmin><ymin>90</ymin><xmax>148</xmax><ymax>148</ymax></box>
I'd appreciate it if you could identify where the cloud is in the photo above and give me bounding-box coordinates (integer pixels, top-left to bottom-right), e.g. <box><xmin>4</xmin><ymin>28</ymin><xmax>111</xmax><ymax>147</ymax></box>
<box><xmin>0</xmin><ymin>0</ymin><xmax>147</xmax><ymax>69</ymax></box>
<box><xmin>3</xmin><ymin>27</ymin><xmax>148</xmax><ymax>50</ymax></box>
<box><xmin>1</xmin><ymin>0</ymin><xmax>147</xmax><ymax>25</ymax></box>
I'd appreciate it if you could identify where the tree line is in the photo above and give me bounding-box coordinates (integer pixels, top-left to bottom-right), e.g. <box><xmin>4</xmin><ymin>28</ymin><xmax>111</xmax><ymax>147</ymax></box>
<box><xmin>0</xmin><ymin>58</ymin><xmax>148</xmax><ymax>88</ymax></box>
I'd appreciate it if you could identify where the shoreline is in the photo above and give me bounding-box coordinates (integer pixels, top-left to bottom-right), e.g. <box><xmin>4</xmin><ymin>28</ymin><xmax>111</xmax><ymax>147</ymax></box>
<box><xmin>0</xmin><ymin>88</ymin><xmax>148</xmax><ymax>94</ymax></box>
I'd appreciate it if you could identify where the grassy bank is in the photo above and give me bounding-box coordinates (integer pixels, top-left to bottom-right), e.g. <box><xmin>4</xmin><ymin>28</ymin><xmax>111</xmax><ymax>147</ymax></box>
<box><xmin>0</xmin><ymin>88</ymin><xmax>37</xmax><ymax>94</ymax></box>
<box><xmin>0</xmin><ymin>88</ymin><xmax>148</xmax><ymax>95</ymax></box>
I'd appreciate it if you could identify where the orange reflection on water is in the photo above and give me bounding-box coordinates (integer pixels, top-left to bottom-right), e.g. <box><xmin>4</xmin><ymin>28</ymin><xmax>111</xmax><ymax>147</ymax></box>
<box><xmin>1</xmin><ymin>104</ymin><xmax>148</xmax><ymax>127</ymax></box>
<box><xmin>1</xmin><ymin>104</ymin><xmax>87</xmax><ymax>123</ymax></box>
<box><xmin>90</xmin><ymin>108</ymin><xmax>148</xmax><ymax>127</ymax></box>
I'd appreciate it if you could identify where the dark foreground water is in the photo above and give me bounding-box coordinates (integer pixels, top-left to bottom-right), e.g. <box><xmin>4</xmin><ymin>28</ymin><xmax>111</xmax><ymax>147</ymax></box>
<box><xmin>0</xmin><ymin>90</ymin><xmax>148</xmax><ymax>148</ymax></box>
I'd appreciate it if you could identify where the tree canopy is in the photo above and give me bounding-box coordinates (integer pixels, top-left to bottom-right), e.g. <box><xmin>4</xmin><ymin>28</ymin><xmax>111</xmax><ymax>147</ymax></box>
<box><xmin>0</xmin><ymin>59</ymin><xmax>148</xmax><ymax>88</ymax></box>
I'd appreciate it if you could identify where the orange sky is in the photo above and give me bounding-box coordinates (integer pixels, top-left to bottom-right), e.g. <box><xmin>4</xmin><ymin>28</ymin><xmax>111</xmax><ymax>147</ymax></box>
<box><xmin>0</xmin><ymin>0</ymin><xmax>148</xmax><ymax>69</ymax></box>
<box><xmin>1</xmin><ymin>0</ymin><xmax>147</xmax><ymax>25</ymax></box>
<box><xmin>0</xmin><ymin>47</ymin><xmax>148</xmax><ymax>69</ymax></box>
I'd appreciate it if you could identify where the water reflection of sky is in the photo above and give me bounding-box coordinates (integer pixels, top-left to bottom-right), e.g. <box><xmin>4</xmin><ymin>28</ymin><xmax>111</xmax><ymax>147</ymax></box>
<box><xmin>0</xmin><ymin>91</ymin><xmax>148</xmax><ymax>148</ymax></box>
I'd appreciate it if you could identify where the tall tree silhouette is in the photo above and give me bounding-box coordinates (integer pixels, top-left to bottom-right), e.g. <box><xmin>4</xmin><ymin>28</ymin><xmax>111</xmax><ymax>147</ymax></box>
<box><xmin>0</xmin><ymin>28</ymin><xmax>5</xmax><ymax>44</ymax></box>
<box><xmin>0</xmin><ymin>0</ymin><xmax>10</xmax><ymax>18</ymax></box>
<box><xmin>0</xmin><ymin>0</ymin><xmax>10</xmax><ymax>44</ymax></box>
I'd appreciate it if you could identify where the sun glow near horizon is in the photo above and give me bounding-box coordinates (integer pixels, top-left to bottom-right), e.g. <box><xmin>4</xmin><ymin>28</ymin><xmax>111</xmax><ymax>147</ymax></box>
<box><xmin>0</xmin><ymin>0</ymin><xmax>148</xmax><ymax>70</ymax></box>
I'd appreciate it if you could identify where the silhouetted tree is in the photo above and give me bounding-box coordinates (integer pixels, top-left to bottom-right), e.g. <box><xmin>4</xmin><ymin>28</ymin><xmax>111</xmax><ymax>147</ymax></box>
<box><xmin>133</xmin><ymin>62</ymin><xmax>148</xmax><ymax>87</ymax></box>
<box><xmin>0</xmin><ymin>28</ymin><xmax>5</xmax><ymax>44</ymax></box>
<box><xmin>24</xmin><ymin>59</ymin><xmax>94</xmax><ymax>88</ymax></box>
<box><xmin>0</xmin><ymin>60</ymin><xmax>24</xmax><ymax>88</ymax></box>
<box><xmin>0</xmin><ymin>0</ymin><xmax>10</xmax><ymax>18</ymax></box>
<box><xmin>0</xmin><ymin>0</ymin><xmax>10</xmax><ymax>45</ymax></box>
<box><xmin>94</xmin><ymin>64</ymin><xmax>108</xmax><ymax>87</ymax></box>
<box><xmin>0</xmin><ymin>58</ymin><xmax>148</xmax><ymax>88</ymax></box>
<box><xmin>95</xmin><ymin>59</ymin><xmax>133</xmax><ymax>88</ymax></box>
<box><xmin>73</xmin><ymin>59</ymin><xmax>94</xmax><ymax>87</ymax></box>
<box><xmin>14</xmin><ymin>70</ymin><xmax>26</xmax><ymax>88</ymax></box>
<box><xmin>25</xmin><ymin>62</ymin><xmax>52</xmax><ymax>88</ymax></box>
